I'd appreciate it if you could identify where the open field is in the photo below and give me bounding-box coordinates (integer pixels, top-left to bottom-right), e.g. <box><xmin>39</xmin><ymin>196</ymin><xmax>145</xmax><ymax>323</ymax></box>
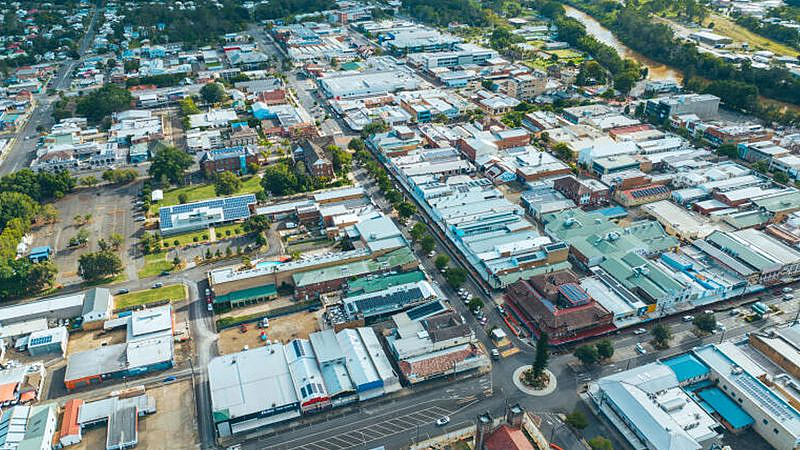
<box><xmin>138</xmin><ymin>252</ymin><xmax>175</xmax><ymax>278</ymax></box>
<box><xmin>705</xmin><ymin>14</ymin><xmax>799</xmax><ymax>57</ymax></box>
<box><xmin>148</xmin><ymin>174</ymin><xmax>262</xmax><ymax>214</ymax></box>
<box><xmin>217</xmin><ymin>310</ymin><xmax>321</xmax><ymax>355</ymax></box>
<box><xmin>114</xmin><ymin>284</ymin><xmax>186</xmax><ymax>309</ymax></box>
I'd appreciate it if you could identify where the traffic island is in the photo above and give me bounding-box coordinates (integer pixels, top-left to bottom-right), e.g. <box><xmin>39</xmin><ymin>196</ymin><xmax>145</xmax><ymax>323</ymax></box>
<box><xmin>513</xmin><ymin>365</ymin><xmax>557</xmax><ymax>396</ymax></box>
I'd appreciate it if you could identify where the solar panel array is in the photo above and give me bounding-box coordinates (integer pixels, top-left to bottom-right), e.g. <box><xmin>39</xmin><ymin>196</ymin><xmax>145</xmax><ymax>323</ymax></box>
<box><xmin>406</xmin><ymin>300</ymin><xmax>445</xmax><ymax>321</ymax></box>
<box><xmin>354</xmin><ymin>287</ymin><xmax>423</xmax><ymax>315</ymax></box>
<box><xmin>629</xmin><ymin>185</ymin><xmax>669</xmax><ymax>199</ymax></box>
<box><xmin>159</xmin><ymin>194</ymin><xmax>256</xmax><ymax>230</ymax></box>
<box><xmin>29</xmin><ymin>334</ymin><xmax>54</xmax><ymax>346</ymax></box>
<box><xmin>736</xmin><ymin>373</ymin><xmax>797</xmax><ymax>421</ymax></box>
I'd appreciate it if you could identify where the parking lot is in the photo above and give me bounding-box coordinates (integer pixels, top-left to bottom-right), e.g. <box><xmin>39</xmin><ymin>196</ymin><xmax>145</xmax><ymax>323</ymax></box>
<box><xmin>263</xmin><ymin>402</ymin><xmax>457</xmax><ymax>450</ymax></box>
<box><xmin>29</xmin><ymin>182</ymin><xmax>141</xmax><ymax>284</ymax></box>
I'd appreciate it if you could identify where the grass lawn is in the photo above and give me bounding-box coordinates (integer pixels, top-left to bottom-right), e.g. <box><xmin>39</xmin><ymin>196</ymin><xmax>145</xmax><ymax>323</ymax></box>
<box><xmin>706</xmin><ymin>14</ymin><xmax>799</xmax><ymax>57</ymax></box>
<box><xmin>138</xmin><ymin>252</ymin><xmax>175</xmax><ymax>279</ymax></box>
<box><xmin>115</xmin><ymin>284</ymin><xmax>186</xmax><ymax>309</ymax></box>
<box><xmin>160</xmin><ymin>228</ymin><xmax>211</xmax><ymax>248</ymax></box>
<box><xmin>214</xmin><ymin>223</ymin><xmax>247</xmax><ymax>239</ymax></box>
<box><xmin>84</xmin><ymin>272</ymin><xmax>127</xmax><ymax>287</ymax></box>
<box><xmin>149</xmin><ymin>175</ymin><xmax>263</xmax><ymax>214</ymax></box>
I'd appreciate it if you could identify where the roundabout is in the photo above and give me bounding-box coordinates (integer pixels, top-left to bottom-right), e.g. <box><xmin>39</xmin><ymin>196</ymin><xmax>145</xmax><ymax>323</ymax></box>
<box><xmin>512</xmin><ymin>365</ymin><xmax>557</xmax><ymax>396</ymax></box>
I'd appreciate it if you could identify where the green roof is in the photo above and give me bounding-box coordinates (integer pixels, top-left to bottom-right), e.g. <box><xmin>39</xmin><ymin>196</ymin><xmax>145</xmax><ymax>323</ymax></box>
<box><xmin>752</xmin><ymin>190</ymin><xmax>800</xmax><ymax>213</ymax></box>
<box><xmin>346</xmin><ymin>270</ymin><xmax>426</xmax><ymax>296</ymax></box>
<box><xmin>722</xmin><ymin>211</ymin><xmax>772</xmax><ymax>230</ymax></box>
<box><xmin>599</xmin><ymin>252</ymin><xmax>683</xmax><ymax>303</ymax></box>
<box><xmin>292</xmin><ymin>247</ymin><xmax>417</xmax><ymax>288</ymax></box>
<box><xmin>706</xmin><ymin>231</ymin><xmax>775</xmax><ymax>271</ymax></box>
<box><xmin>216</xmin><ymin>284</ymin><xmax>277</xmax><ymax>304</ymax></box>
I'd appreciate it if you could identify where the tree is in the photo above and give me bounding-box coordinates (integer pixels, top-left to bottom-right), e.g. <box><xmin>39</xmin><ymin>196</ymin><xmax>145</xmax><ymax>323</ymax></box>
<box><xmin>574</xmin><ymin>344</ymin><xmax>599</xmax><ymax>366</ymax></box>
<box><xmin>78</xmin><ymin>250</ymin><xmax>123</xmax><ymax>281</ymax></box>
<box><xmin>774</xmin><ymin>171</ymin><xmax>790</xmax><ymax>184</ymax></box>
<box><xmin>752</xmin><ymin>160</ymin><xmax>768</xmax><ymax>173</ymax></box>
<box><xmin>109</xmin><ymin>233</ymin><xmax>123</xmax><ymax>250</ymax></box>
<box><xmin>75</xmin><ymin>84</ymin><xmax>134</xmax><ymax>123</ymax></box>
<box><xmin>397</xmin><ymin>201</ymin><xmax>416</xmax><ymax>219</ymax></box>
<box><xmin>81</xmin><ymin>176</ymin><xmax>98</xmax><ymax>186</ymax></box>
<box><xmin>102</xmin><ymin>168</ymin><xmax>137</xmax><ymax>184</ymax></box>
<box><xmin>596</xmin><ymin>339</ymin><xmax>615</xmax><ymax>360</ymax></box>
<box><xmin>410</xmin><ymin>222</ymin><xmax>427</xmax><ymax>242</ymax></box>
<box><xmin>588</xmin><ymin>436</ymin><xmax>613</xmax><ymax>450</ymax></box>
<box><xmin>444</xmin><ymin>267</ymin><xmax>467</xmax><ymax>288</ymax></box>
<box><xmin>651</xmin><ymin>324</ymin><xmax>672</xmax><ymax>348</ymax></box>
<box><xmin>0</xmin><ymin>191</ymin><xmax>40</xmax><ymax>229</ymax></box>
<box><xmin>178</xmin><ymin>193</ymin><xmax>188</xmax><ymax>204</ymax></box>
<box><xmin>552</xmin><ymin>143</ymin><xmax>573</xmax><ymax>162</ymax></box>
<box><xmin>421</xmin><ymin>235</ymin><xmax>436</xmax><ymax>253</ymax></box>
<box><xmin>693</xmin><ymin>313</ymin><xmax>717</xmax><ymax>333</ymax></box>
<box><xmin>149</xmin><ymin>146</ymin><xmax>193</xmax><ymax>186</ymax></box>
<box><xmin>468</xmin><ymin>297</ymin><xmax>484</xmax><ymax>311</ymax></box>
<box><xmin>613</xmin><ymin>70</ymin><xmax>638</xmax><ymax>94</ymax></box>
<box><xmin>215</xmin><ymin>171</ymin><xmax>242</xmax><ymax>196</ymax></box>
<box><xmin>200</xmin><ymin>82</ymin><xmax>226</xmax><ymax>104</ymax></box>
<box><xmin>348</xmin><ymin>138</ymin><xmax>366</xmax><ymax>152</ymax></box>
<box><xmin>565</xmin><ymin>410</ymin><xmax>588</xmax><ymax>429</ymax></box>
<box><xmin>435</xmin><ymin>254</ymin><xmax>450</xmax><ymax>270</ymax></box>
<box><xmin>385</xmin><ymin>189</ymin><xmax>402</xmax><ymax>204</ymax></box>
<box><xmin>243</xmin><ymin>215</ymin><xmax>271</xmax><ymax>234</ymax></box>
<box><xmin>38</xmin><ymin>204</ymin><xmax>59</xmax><ymax>224</ymax></box>
<box><xmin>69</xmin><ymin>228</ymin><xmax>90</xmax><ymax>247</ymax></box>
<box><xmin>717</xmin><ymin>144</ymin><xmax>738</xmax><ymax>159</ymax></box>
<box><xmin>532</xmin><ymin>332</ymin><xmax>550</xmax><ymax>379</ymax></box>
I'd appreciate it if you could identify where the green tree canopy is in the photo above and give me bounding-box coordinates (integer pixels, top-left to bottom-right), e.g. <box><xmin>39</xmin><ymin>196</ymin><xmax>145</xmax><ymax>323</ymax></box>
<box><xmin>215</xmin><ymin>171</ymin><xmax>243</xmax><ymax>196</ymax></box>
<box><xmin>693</xmin><ymin>313</ymin><xmax>717</xmax><ymax>333</ymax></box>
<box><xmin>78</xmin><ymin>250</ymin><xmax>123</xmax><ymax>281</ymax></box>
<box><xmin>651</xmin><ymin>324</ymin><xmax>672</xmax><ymax>348</ymax></box>
<box><xmin>434</xmin><ymin>254</ymin><xmax>450</xmax><ymax>270</ymax></box>
<box><xmin>444</xmin><ymin>267</ymin><xmax>467</xmax><ymax>288</ymax></box>
<box><xmin>149</xmin><ymin>146</ymin><xmax>193</xmax><ymax>186</ymax></box>
<box><xmin>76</xmin><ymin>84</ymin><xmax>133</xmax><ymax>123</ymax></box>
<box><xmin>596</xmin><ymin>339</ymin><xmax>615</xmax><ymax>360</ymax></box>
<box><xmin>200</xmin><ymin>82</ymin><xmax>226</xmax><ymax>104</ymax></box>
<box><xmin>574</xmin><ymin>344</ymin><xmax>599</xmax><ymax>366</ymax></box>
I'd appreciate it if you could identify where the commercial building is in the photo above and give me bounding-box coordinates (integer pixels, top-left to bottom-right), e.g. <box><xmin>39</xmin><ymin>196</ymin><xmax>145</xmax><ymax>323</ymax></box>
<box><xmin>641</xmin><ymin>200</ymin><xmax>722</xmax><ymax>240</ymax></box>
<box><xmin>319</xmin><ymin>68</ymin><xmax>421</xmax><ymax>100</ymax></box>
<box><xmin>645</xmin><ymin>94</ymin><xmax>720</xmax><ymax>120</ymax></box>
<box><xmin>64</xmin><ymin>305</ymin><xmax>174</xmax><ymax>390</ymax></box>
<box><xmin>505</xmin><ymin>271</ymin><xmax>614</xmax><ymax>344</ymax></box>
<box><xmin>737</xmin><ymin>140</ymin><xmax>790</xmax><ymax>164</ymax></box>
<box><xmin>382</xmin><ymin>27</ymin><xmax>461</xmax><ymax>55</ymax></box>
<box><xmin>0</xmin><ymin>363</ymin><xmax>46</xmax><ymax>407</ymax></box>
<box><xmin>209</xmin><ymin>327</ymin><xmax>398</xmax><ymax>437</ymax></box>
<box><xmin>0</xmin><ymin>404</ymin><xmax>58</xmax><ymax>450</ymax></box>
<box><xmin>158</xmin><ymin>194</ymin><xmax>256</xmax><ymax>235</ymax></box>
<box><xmin>298</xmin><ymin>139</ymin><xmax>334</xmax><ymax>179</ymax></box>
<box><xmin>0</xmin><ymin>288</ymin><xmax>111</xmax><ymax>329</ymax></box>
<box><xmin>615</xmin><ymin>183</ymin><xmax>671</xmax><ymax>207</ymax></box>
<box><xmin>26</xmin><ymin>326</ymin><xmax>68</xmax><ymax>357</ymax></box>
<box><xmin>67</xmin><ymin>394</ymin><xmax>156</xmax><ymax>450</ymax></box>
<box><xmin>748</xmin><ymin>323</ymin><xmax>800</xmax><ymax>380</ymax></box>
<box><xmin>199</xmin><ymin>146</ymin><xmax>257</xmax><ymax>176</ymax></box>
<box><xmin>386</xmin><ymin>303</ymin><xmax>489</xmax><ymax>384</ymax></box>
<box><xmin>407</xmin><ymin>43</ymin><xmax>497</xmax><ymax>70</ymax></box>
<box><xmin>689</xmin><ymin>31</ymin><xmax>733</xmax><ymax>47</ymax></box>
<box><xmin>341</xmin><ymin>280</ymin><xmax>437</xmax><ymax>323</ymax></box>
<box><xmin>552</xmin><ymin>175</ymin><xmax>610</xmax><ymax>208</ymax></box>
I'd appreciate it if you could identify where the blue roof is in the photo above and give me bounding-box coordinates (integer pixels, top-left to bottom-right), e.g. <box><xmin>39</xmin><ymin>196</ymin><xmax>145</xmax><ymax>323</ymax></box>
<box><xmin>663</xmin><ymin>353</ymin><xmax>709</xmax><ymax>382</ymax></box>
<box><xmin>698</xmin><ymin>387</ymin><xmax>754</xmax><ymax>429</ymax></box>
<box><xmin>29</xmin><ymin>246</ymin><xmax>51</xmax><ymax>255</ymax></box>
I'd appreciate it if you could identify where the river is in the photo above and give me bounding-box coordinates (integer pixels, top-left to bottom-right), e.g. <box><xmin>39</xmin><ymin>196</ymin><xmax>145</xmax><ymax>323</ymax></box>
<box><xmin>563</xmin><ymin>5</ymin><xmax>683</xmax><ymax>82</ymax></box>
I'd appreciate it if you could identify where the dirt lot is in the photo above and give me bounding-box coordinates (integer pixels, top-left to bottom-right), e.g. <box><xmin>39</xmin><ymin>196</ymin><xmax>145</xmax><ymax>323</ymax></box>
<box><xmin>66</xmin><ymin>328</ymin><xmax>126</xmax><ymax>354</ymax></box>
<box><xmin>72</xmin><ymin>380</ymin><xmax>199</xmax><ymax>450</ymax></box>
<box><xmin>217</xmin><ymin>310</ymin><xmax>322</xmax><ymax>355</ymax></box>
<box><xmin>29</xmin><ymin>182</ymin><xmax>141</xmax><ymax>285</ymax></box>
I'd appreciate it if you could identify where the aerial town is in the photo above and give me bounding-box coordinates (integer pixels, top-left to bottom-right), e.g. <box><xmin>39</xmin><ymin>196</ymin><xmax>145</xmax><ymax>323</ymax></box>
<box><xmin>2</xmin><ymin>0</ymin><xmax>800</xmax><ymax>449</ymax></box>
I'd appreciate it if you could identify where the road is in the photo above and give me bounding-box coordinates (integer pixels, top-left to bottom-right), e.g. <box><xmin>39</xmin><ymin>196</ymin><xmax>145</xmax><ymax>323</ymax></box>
<box><xmin>0</xmin><ymin>6</ymin><xmax>100</xmax><ymax>176</ymax></box>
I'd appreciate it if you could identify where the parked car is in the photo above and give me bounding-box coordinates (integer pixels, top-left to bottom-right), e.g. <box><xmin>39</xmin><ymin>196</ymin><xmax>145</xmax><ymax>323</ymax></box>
<box><xmin>435</xmin><ymin>416</ymin><xmax>450</xmax><ymax>426</ymax></box>
<box><xmin>152</xmin><ymin>282</ymin><xmax>163</xmax><ymax>289</ymax></box>
<box><xmin>116</xmin><ymin>288</ymin><xmax>129</xmax><ymax>295</ymax></box>
<box><xmin>783</xmin><ymin>287</ymin><xmax>794</xmax><ymax>293</ymax></box>
<box><xmin>784</xmin><ymin>294</ymin><xmax>794</xmax><ymax>301</ymax></box>
<box><xmin>260</xmin><ymin>317</ymin><xmax>270</xmax><ymax>328</ymax></box>
<box><xmin>730</xmin><ymin>308</ymin><xmax>741</xmax><ymax>315</ymax></box>
<box><xmin>427</xmin><ymin>251</ymin><xmax>436</xmax><ymax>258</ymax></box>
<box><xmin>239</xmin><ymin>324</ymin><xmax>248</xmax><ymax>333</ymax></box>
<box><xmin>160</xmin><ymin>270</ymin><xmax>170</xmax><ymax>276</ymax></box>
<box><xmin>633</xmin><ymin>328</ymin><xmax>647</xmax><ymax>335</ymax></box>
<box><xmin>207</xmin><ymin>303</ymin><xmax>213</xmax><ymax>312</ymax></box>
<box><xmin>163</xmin><ymin>376</ymin><xmax>176</xmax><ymax>382</ymax></box>
<box><xmin>491</xmin><ymin>348</ymin><xmax>500</xmax><ymax>360</ymax></box>
<box><xmin>682</xmin><ymin>315</ymin><xmax>694</xmax><ymax>322</ymax></box>
<box><xmin>635</xmin><ymin>343</ymin><xmax>647</xmax><ymax>354</ymax></box>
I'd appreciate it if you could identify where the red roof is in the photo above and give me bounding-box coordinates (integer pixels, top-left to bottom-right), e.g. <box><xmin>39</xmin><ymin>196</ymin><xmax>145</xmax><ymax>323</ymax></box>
<box><xmin>484</xmin><ymin>425</ymin><xmax>535</xmax><ymax>450</ymax></box>
<box><xmin>398</xmin><ymin>346</ymin><xmax>478</xmax><ymax>380</ymax></box>
<box><xmin>60</xmin><ymin>399</ymin><xmax>84</xmax><ymax>439</ymax></box>
<box><xmin>0</xmin><ymin>382</ymin><xmax>17</xmax><ymax>403</ymax></box>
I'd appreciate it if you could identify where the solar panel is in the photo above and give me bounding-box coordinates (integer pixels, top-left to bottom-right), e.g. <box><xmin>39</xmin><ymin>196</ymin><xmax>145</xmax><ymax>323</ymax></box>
<box><xmin>406</xmin><ymin>300</ymin><xmax>445</xmax><ymax>321</ymax></box>
<box><xmin>29</xmin><ymin>335</ymin><xmax>53</xmax><ymax>346</ymax></box>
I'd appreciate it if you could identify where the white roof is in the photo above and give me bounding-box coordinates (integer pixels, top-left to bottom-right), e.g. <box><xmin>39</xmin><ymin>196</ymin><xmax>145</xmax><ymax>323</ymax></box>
<box><xmin>208</xmin><ymin>344</ymin><xmax>299</xmax><ymax>420</ymax></box>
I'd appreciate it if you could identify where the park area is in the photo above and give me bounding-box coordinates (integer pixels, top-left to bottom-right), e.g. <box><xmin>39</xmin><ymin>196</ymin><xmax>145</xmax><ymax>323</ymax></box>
<box><xmin>137</xmin><ymin>252</ymin><xmax>177</xmax><ymax>278</ymax></box>
<box><xmin>114</xmin><ymin>284</ymin><xmax>186</xmax><ymax>309</ymax></box>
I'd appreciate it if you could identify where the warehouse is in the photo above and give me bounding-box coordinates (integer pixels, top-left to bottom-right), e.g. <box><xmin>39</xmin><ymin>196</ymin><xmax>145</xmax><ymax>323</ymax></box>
<box><xmin>0</xmin><ymin>288</ymin><xmax>111</xmax><ymax>326</ymax></box>
<box><xmin>75</xmin><ymin>394</ymin><xmax>157</xmax><ymax>450</ymax></box>
<box><xmin>64</xmin><ymin>337</ymin><xmax>174</xmax><ymax>390</ymax></box>
<box><xmin>342</xmin><ymin>280</ymin><xmax>438</xmax><ymax>323</ymax></box>
<box><xmin>208</xmin><ymin>327</ymin><xmax>399</xmax><ymax>437</ymax></box>
<box><xmin>27</xmin><ymin>326</ymin><xmax>68</xmax><ymax>357</ymax></box>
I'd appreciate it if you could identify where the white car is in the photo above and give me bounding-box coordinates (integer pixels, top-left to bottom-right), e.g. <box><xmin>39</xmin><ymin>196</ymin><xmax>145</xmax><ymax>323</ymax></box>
<box><xmin>435</xmin><ymin>416</ymin><xmax>450</xmax><ymax>426</ymax></box>
<box><xmin>635</xmin><ymin>343</ymin><xmax>647</xmax><ymax>354</ymax></box>
<box><xmin>207</xmin><ymin>303</ymin><xmax>213</xmax><ymax>312</ymax></box>
<box><xmin>633</xmin><ymin>328</ymin><xmax>647</xmax><ymax>335</ymax></box>
<box><xmin>782</xmin><ymin>287</ymin><xmax>793</xmax><ymax>293</ymax></box>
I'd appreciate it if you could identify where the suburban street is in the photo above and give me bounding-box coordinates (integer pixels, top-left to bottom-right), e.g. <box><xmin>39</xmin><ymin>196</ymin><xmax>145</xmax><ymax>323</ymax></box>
<box><xmin>0</xmin><ymin>6</ymin><xmax>100</xmax><ymax>176</ymax></box>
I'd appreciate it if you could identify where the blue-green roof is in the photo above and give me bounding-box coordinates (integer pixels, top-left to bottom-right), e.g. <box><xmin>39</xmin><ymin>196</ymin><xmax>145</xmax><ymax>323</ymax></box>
<box><xmin>663</xmin><ymin>354</ymin><xmax>709</xmax><ymax>382</ymax></box>
<box><xmin>215</xmin><ymin>284</ymin><xmax>277</xmax><ymax>304</ymax></box>
<box><xmin>698</xmin><ymin>387</ymin><xmax>753</xmax><ymax>429</ymax></box>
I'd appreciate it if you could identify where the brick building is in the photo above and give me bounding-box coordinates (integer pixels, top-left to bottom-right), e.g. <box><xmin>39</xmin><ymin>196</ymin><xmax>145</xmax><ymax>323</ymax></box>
<box><xmin>553</xmin><ymin>175</ymin><xmax>610</xmax><ymax>208</ymax></box>
<box><xmin>200</xmin><ymin>146</ymin><xmax>258</xmax><ymax>176</ymax></box>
